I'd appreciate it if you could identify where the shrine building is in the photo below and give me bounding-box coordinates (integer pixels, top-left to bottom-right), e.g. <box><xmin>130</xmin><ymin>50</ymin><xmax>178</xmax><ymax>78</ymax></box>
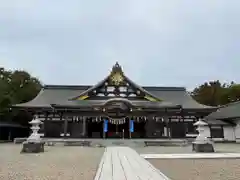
<box><xmin>14</xmin><ymin>62</ymin><xmax>220</xmax><ymax>139</ymax></box>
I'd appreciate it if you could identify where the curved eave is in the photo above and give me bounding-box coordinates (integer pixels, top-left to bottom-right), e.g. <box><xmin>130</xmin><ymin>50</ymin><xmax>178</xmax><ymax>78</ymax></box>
<box><xmin>183</xmin><ymin>107</ymin><xmax>217</xmax><ymax>112</ymax></box>
<box><xmin>123</xmin><ymin>75</ymin><xmax>163</xmax><ymax>102</ymax></box>
<box><xmin>12</xmin><ymin>89</ymin><xmax>50</xmax><ymax>109</ymax></box>
<box><xmin>207</xmin><ymin>114</ymin><xmax>240</xmax><ymax>121</ymax></box>
<box><xmin>51</xmin><ymin>103</ymin><xmax>94</xmax><ymax>109</ymax></box>
<box><xmin>0</xmin><ymin>122</ymin><xmax>28</xmax><ymax>128</ymax></box>
<box><xmin>51</xmin><ymin>102</ymin><xmax>182</xmax><ymax>111</ymax></box>
<box><xmin>12</xmin><ymin>104</ymin><xmax>53</xmax><ymax>111</ymax></box>
<box><xmin>206</xmin><ymin>101</ymin><xmax>240</xmax><ymax>120</ymax></box>
<box><xmin>184</xmin><ymin>92</ymin><xmax>217</xmax><ymax>110</ymax></box>
<box><xmin>70</xmin><ymin>76</ymin><xmax>110</xmax><ymax>100</ymax></box>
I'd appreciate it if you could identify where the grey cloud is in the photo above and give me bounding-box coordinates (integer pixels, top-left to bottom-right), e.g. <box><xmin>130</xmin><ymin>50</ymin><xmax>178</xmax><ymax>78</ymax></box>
<box><xmin>0</xmin><ymin>0</ymin><xmax>239</xmax><ymax>89</ymax></box>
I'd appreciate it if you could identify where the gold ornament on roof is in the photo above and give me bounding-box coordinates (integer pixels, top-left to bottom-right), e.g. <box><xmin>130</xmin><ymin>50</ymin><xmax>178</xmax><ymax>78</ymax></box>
<box><xmin>110</xmin><ymin>62</ymin><xmax>124</xmax><ymax>85</ymax></box>
<box><xmin>111</xmin><ymin>72</ymin><xmax>124</xmax><ymax>85</ymax></box>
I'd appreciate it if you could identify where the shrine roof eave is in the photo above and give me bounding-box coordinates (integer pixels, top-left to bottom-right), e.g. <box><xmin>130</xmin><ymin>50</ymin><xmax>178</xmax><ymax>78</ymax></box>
<box><xmin>50</xmin><ymin>101</ymin><xmax>182</xmax><ymax>110</ymax></box>
<box><xmin>12</xmin><ymin>104</ymin><xmax>54</xmax><ymax>111</ymax></box>
<box><xmin>182</xmin><ymin>107</ymin><xmax>217</xmax><ymax>112</ymax></box>
<box><xmin>205</xmin><ymin>101</ymin><xmax>240</xmax><ymax>120</ymax></box>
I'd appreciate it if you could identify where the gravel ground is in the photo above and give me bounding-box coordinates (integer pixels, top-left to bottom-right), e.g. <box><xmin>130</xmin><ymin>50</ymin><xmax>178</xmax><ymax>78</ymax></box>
<box><xmin>1</xmin><ymin>143</ymin><xmax>240</xmax><ymax>180</ymax></box>
<box><xmin>0</xmin><ymin>144</ymin><xmax>104</xmax><ymax>180</ymax></box>
<box><xmin>135</xmin><ymin>143</ymin><xmax>240</xmax><ymax>154</ymax></box>
<box><xmin>149</xmin><ymin>159</ymin><xmax>240</xmax><ymax>180</ymax></box>
<box><xmin>137</xmin><ymin>144</ymin><xmax>240</xmax><ymax>180</ymax></box>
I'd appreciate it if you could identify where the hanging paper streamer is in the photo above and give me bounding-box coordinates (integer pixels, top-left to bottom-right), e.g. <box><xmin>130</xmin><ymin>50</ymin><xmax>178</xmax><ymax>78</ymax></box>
<box><xmin>130</xmin><ymin>120</ymin><xmax>134</xmax><ymax>132</ymax></box>
<box><xmin>109</xmin><ymin>118</ymin><xmax>126</xmax><ymax>125</ymax></box>
<box><xmin>104</xmin><ymin>119</ymin><xmax>108</xmax><ymax>132</ymax></box>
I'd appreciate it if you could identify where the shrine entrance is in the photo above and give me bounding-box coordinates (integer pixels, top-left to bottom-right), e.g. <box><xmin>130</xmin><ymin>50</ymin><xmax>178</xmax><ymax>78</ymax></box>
<box><xmin>87</xmin><ymin>120</ymin><xmax>103</xmax><ymax>138</ymax></box>
<box><xmin>102</xmin><ymin>98</ymin><xmax>133</xmax><ymax>139</ymax></box>
<box><xmin>106</xmin><ymin>118</ymin><xmax>130</xmax><ymax>138</ymax></box>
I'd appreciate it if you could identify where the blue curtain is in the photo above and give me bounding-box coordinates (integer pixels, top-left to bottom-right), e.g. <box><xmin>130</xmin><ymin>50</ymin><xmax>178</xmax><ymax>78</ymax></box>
<box><xmin>104</xmin><ymin>119</ymin><xmax>108</xmax><ymax>132</ymax></box>
<box><xmin>130</xmin><ymin>120</ymin><xmax>134</xmax><ymax>132</ymax></box>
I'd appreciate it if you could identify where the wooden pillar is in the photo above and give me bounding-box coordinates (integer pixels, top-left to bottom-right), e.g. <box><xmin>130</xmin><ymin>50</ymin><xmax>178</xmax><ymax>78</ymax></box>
<box><xmin>82</xmin><ymin>116</ymin><xmax>86</xmax><ymax>137</ymax></box>
<box><xmin>103</xmin><ymin>117</ymin><xmax>106</xmax><ymax>139</ymax></box>
<box><xmin>162</xmin><ymin>114</ymin><xmax>169</xmax><ymax>138</ymax></box>
<box><xmin>167</xmin><ymin>118</ymin><xmax>171</xmax><ymax>138</ymax></box>
<box><xmin>42</xmin><ymin>113</ymin><xmax>46</xmax><ymax>136</ymax></box>
<box><xmin>182</xmin><ymin>114</ymin><xmax>186</xmax><ymax>137</ymax></box>
<box><xmin>129</xmin><ymin>117</ymin><xmax>132</xmax><ymax>139</ymax></box>
<box><xmin>63</xmin><ymin>112</ymin><xmax>68</xmax><ymax>138</ymax></box>
<box><xmin>42</xmin><ymin>112</ymin><xmax>48</xmax><ymax>137</ymax></box>
<box><xmin>8</xmin><ymin>130</ymin><xmax>11</xmax><ymax>141</ymax></box>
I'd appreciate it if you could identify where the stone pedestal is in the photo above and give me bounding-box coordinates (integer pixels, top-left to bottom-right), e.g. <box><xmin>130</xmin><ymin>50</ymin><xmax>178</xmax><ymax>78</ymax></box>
<box><xmin>21</xmin><ymin>141</ymin><xmax>45</xmax><ymax>153</ymax></box>
<box><xmin>192</xmin><ymin>142</ymin><xmax>214</xmax><ymax>152</ymax></box>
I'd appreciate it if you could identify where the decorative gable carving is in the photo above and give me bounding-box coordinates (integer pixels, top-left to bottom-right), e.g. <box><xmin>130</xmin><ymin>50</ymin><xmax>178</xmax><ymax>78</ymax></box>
<box><xmin>73</xmin><ymin>62</ymin><xmax>161</xmax><ymax>101</ymax></box>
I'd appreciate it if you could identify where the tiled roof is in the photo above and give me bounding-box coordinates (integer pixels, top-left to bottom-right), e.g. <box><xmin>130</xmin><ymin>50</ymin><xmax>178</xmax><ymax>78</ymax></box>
<box><xmin>15</xmin><ymin>84</ymin><xmax>215</xmax><ymax>110</ymax></box>
<box><xmin>206</xmin><ymin>101</ymin><xmax>240</xmax><ymax>120</ymax></box>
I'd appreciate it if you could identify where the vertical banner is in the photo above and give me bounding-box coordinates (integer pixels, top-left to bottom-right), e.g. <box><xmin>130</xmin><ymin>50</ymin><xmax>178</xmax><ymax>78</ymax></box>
<box><xmin>130</xmin><ymin>119</ymin><xmax>134</xmax><ymax>132</ymax></box>
<box><xmin>104</xmin><ymin>119</ymin><xmax>108</xmax><ymax>132</ymax></box>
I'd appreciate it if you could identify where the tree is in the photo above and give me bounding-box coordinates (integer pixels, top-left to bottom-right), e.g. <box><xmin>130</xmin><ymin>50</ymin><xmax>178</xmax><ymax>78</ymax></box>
<box><xmin>9</xmin><ymin>70</ymin><xmax>41</xmax><ymax>104</ymax></box>
<box><xmin>191</xmin><ymin>80</ymin><xmax>240</xmax><ymax>106</ymax></box>
<box><xmin>0</xmin><ymin>67</ymin><xmax>42</xmax><ymax>122</ymax></box>
<box><xmin>226</xmin><ymin>84</ymin><xmax>240</xmax><ymax>102</ymax></box>
<box><xmin>191</xmin><ymin>80</ymin><xmax>229</xmax><ymax>106</ymax></box>
<box><xmin>0</xmin><ymin>68</ymin><xmax>13</xmax><ymax>114</ymax></box>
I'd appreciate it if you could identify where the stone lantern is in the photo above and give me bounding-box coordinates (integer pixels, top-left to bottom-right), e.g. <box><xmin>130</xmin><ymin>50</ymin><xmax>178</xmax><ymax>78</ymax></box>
<box><xmin>21</xmin><ymin>116</ymin><xmax>45</xmax><ymax>153</ymax></box>
<box><xmin>192</xmin><ymin>119</ymin><xmax>214</xmax><ymax>152</ymax></box>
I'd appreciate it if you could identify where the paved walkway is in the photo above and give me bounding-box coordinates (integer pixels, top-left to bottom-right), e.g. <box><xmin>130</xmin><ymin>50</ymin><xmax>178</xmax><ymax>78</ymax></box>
<box><xmin>141</xmin><ymin>153</ymin><xmax>240</xmax><ymax>159</ymax></box>
<box><xmin>94</xmin><ymin>146</ymin><xmax>170</xmax><ymax>180</ymax></box>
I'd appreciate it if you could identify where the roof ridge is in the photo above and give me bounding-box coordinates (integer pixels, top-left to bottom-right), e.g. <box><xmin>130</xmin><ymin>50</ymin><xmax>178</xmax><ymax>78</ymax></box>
<box><xmin>44</xmin><ymin>85</ymin><xmax>91</xmax><ymax>90</ymax></box>
<box><xmin>143</xmin><ymin>86</ymin><xmax>186</xmax><ymax>91</ymax></box>
<box><xmin>43</xmin><ymin>85</ymin><xmax>186</xmax><ymax>91</ymax></box>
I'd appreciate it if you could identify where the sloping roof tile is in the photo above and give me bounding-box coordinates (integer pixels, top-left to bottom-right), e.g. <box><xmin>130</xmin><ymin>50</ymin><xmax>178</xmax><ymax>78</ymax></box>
<box><xmin>14</xmin><ymin>63</ymin><xmax>215</xmax><ymax>110</ymax></box>
<box><xmin>206</xmin><ymin>119</ymin><xmax>230</xmax><ymax>125</ymax></box>
<box><xmin>14</xmin><ymin>85</ymin><xmax>214</xmax><ymax>110</ymax></box>
<box><xmin>145</xmin><ymin>87</ymin><xmax>214</xmax><ymax>109</ymax></box>
<box><xmin>206</xmin><ymin>101</ymin><xmax>240</xmax><ymax>120</ymax></box>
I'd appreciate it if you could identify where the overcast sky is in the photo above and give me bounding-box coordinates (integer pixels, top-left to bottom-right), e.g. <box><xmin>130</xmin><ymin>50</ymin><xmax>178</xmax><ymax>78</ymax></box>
<box><xmin>0</xmin><ymin>0</ymin><xmax>239</xmax><ymax>90</ymax></box>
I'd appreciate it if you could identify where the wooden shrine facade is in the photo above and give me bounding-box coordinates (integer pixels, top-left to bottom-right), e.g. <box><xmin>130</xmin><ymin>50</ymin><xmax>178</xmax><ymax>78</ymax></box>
<box><xmin>14</xmin><ymin>62</ymin><xmax>216</xmax><ymax>139</ymax></box>
<box><xmin>36</xmin><ymin>112</ymin><xmax>203</xmax><ymax>139</ymax></box>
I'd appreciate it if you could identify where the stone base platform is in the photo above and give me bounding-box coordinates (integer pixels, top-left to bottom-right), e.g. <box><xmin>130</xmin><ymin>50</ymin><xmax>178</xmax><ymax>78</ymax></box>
<box><xmin>14</xmin><ymin>138</ymin><xmax>189</xmax><ymax>147</ymax></box>
<box><xmin>21</xmin><ymin>141</ymin><xmax>45</xmax><ymax>153</ymax></box>
<box><xmin>192</xmin><ymin>143</ymin><xmax>214</xmax><ymax>152</ymax></box>
<box><xmin>64</xmin><ymin>141</ymin><xmax>91</xmax><ymax>146</ymax></box>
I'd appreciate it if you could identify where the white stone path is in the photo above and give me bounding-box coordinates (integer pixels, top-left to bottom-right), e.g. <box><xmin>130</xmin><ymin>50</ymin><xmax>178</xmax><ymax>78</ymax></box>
<box><xmin>94</xmin><ymin>147</ymin><xmax>240</xmax><ymax>180</ymax></box>
<box><xmin>94</xmin><ymin>146</ymin><xmax>170</xmax><ymax>180</ymax></box>
<box><xmin>141</xmin><ymin>153</ymin><xmax>240</xmax><ymax>159</ymax></box>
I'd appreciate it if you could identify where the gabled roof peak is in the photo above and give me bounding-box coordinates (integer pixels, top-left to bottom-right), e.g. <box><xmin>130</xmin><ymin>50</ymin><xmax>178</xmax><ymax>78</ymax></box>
<box><xmin>111</xmin><ymin>62</ymin><xmax>123</xmax><ymax>74</ymax></box>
